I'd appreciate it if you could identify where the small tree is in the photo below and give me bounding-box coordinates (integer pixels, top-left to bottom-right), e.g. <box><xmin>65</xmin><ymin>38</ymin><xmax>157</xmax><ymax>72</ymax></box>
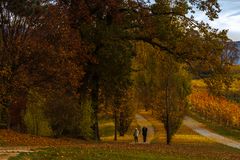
<box><xmin>154</xmin><ymin>56</ymin><xmax>191</xmax><ymax>144</ymax></box>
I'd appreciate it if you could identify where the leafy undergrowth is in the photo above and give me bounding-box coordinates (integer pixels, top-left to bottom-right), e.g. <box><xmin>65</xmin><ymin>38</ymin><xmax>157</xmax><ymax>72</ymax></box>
<box><xmin>0</xmin><ymin>129</ymin><xmax>85</xmax><ymax>146</ymax></box>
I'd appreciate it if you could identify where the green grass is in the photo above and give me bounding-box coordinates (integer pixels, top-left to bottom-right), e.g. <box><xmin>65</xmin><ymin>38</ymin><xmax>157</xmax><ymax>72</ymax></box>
<box><xmin>230</xmin><ymin>65</ymin><xmax>240</xmax><ymax>79</ymax></box>
<box><xmin>99</xmin><ymin>118</ymin><xmax>115</xmax><ymax>137</ymax></box>
<box><xmin>9</xmin><ymin>147</ymin><xmax>184</xmax><ymax>160</ymax></box>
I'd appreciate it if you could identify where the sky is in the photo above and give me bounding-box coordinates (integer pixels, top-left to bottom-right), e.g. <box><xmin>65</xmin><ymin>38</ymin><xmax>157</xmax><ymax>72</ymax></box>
<box><xmin>190</xmin><ymin>0</ymin><xmax>240</xmax><ymax>41</ymax></box>
<box><xmin>149</xmin><ymin>0</ymin><xmax>240</xmax><ymax>41</ymax></box>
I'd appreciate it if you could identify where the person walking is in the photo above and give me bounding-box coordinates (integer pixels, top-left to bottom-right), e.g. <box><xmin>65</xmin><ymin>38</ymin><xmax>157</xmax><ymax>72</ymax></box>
<box><xmin>133</xmin><ymin>128</ymin><xmax>139</xmax><ymax>143</ymax></box>
<box><xmin>142</xmin><ymin>126</ymin><xmax>148</xmax><ymax>143</ymax></box>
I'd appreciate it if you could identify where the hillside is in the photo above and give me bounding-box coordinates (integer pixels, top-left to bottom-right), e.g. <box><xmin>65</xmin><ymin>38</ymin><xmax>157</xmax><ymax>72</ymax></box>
<box><xmin>235</xmin><ymin>41</ymin><xmax>240</xmax><ymax>64</ymax></box>
<box><xmin>236</xmin><ymin>41</ymin><xmax>240</xmax><ymax>48</ymax></box>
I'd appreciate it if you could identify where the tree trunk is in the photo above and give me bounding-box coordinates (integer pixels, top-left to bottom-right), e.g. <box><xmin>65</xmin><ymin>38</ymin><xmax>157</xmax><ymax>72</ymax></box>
<box><xmin>166</xmin><ymin>114</ymin><xmax>171</xmax><ymax>145</ymax></box>
<box><xmin>91</xmin><ymin>74</ymin><xmax>100</xmax><ymax>141</ymax></box>
<box><xmin>114</xmin><ymin>109</ymin><xmax>117</xmax><ymax>141</ymax></box>
<box><xmin>165</xmin><ymin>77</ymin><xmax>171</xmax><ymax>145</ymax></box>
<box><xmin>6</xmin><ymin>107</ymin><xmax>11</xmax><ymax>130</ymax></box>
<box><xmin>119</xmin><ymin>112</ymin><xmax>124</xmax><ymax>136</ymax></box>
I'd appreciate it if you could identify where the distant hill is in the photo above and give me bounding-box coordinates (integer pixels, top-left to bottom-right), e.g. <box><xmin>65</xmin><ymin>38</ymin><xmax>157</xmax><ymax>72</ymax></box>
<box><xmin>236</xmin><ymin>41</ymin><xmax>240</xmax><ymax>48</ymax></box>
<box><xmin>235</xmin><ymin>41</ymin><xmax>240</xmax><ymax>64</ymax></box>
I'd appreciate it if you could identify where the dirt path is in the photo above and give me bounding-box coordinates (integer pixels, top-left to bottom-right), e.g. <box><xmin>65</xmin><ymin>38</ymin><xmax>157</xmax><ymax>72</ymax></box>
<box><xmin>0</xmin><ymin>146</ymin><xmax>38</xmax><ymax>160</ymax></box>
<box><xmin>183</xmin><ymin>116</ymin><xmax>240</xmax><ymax>149</ymax></box>
<box><xmin>135</xmin><ymin>114</ymin><xmax>155</xmax><ymax>143</ymax></box>
<box><xmin>0</xmin><ymin>150</ymin><xmax>28</xmax><ymax>160</ymax></box>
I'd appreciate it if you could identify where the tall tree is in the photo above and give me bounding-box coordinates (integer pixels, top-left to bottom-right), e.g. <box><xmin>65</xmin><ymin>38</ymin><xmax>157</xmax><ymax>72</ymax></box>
<box><xmin>0</xmin><ymin>0</ymin><xmax>47</xmax><ymax>128</ymax></box>
<box><xmin>0</xmin><ymin>1</ymin><xmax>86</xmax><ymax>130</ymax></box>
<box><xmin>59</xmin><ymin>0</ymin><xmax>135</xmax><ymax>140</ymax></box>
<box><xmin>133</xmin><ymin>43</ymin><xmax>191</xmax><ymax>144</ymax></box>
<box><xmin>154</xmin><ymin>55</ymin><xmax>191</xmax><ymax>144</ymax></box>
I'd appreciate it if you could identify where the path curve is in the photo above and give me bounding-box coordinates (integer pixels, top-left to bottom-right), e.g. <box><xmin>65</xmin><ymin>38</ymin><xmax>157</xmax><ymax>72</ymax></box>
<box><xmin>135</xmin><ymin>114</ymin><xmax>155</xmax><ymax>143</ymax></box>
<box><xmin>183</xmin><ymin>116</ymin><xmax>240</xmax><ymax>149</ymax></box>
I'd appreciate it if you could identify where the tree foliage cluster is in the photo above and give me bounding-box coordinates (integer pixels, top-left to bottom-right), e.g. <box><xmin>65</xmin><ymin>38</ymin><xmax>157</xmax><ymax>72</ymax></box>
<box><xmin>0</xmin><ymin>0</ymin><xmax>239</xmax><ymax>143</ymax></box>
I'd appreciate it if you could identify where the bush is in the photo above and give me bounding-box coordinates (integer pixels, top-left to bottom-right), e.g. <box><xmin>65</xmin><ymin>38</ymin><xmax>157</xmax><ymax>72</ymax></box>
<box><xmin>24</xmin><ymin>89</ymin><xmax>53</xmax><ymax>136</ymax></box>
<box><xmin>45</xmin><ymin>93</ymin><xmax>93</xmax><ymax>139</ymax></box>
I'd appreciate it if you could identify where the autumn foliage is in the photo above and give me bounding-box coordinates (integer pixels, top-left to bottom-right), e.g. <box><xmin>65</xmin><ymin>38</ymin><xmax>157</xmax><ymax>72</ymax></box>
<box><xmin>189</xmin><ymin>91</ymin><xmax>240</xmax><ymax>129</ymax></box>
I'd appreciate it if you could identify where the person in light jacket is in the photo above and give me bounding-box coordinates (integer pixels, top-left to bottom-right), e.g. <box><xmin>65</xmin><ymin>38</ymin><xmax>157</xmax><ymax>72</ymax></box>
<box><xmin>133</xmin><ymin>128</ymin><xmax>139</xmax><ymax>143</ymax></box>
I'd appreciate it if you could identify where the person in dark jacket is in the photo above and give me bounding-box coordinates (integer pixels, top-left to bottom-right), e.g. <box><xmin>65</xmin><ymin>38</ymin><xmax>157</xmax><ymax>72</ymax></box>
<box><xmin>142</xmin><ymin>126</ymin><xmax>148</xmax><ymax>143</ymax></box>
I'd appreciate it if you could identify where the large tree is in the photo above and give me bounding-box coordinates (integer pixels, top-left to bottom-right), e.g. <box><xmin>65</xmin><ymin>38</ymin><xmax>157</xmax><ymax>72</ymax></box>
<box><xmin>58</xmin><ymin>0</ymin><xmax>136</xmax><ymax>140</ymax></box>
<box><xmin>0</xmin><ymin>0</ymin><xmax>47</xmax><ymax>128</ymax></box>
<box><xmin>0</xmin><ymin>1</ymin><xmax>86</xmax><ymax>130</ymax></box>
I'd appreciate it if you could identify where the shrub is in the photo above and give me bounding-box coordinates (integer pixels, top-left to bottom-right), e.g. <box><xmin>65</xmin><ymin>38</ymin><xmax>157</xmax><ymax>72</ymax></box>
<box><xmin>45</xmin><ymin>93</ymin><xmax>93</xmax><ymax>138</ymax></box>
<box><xmin>24</xmin><ymin>89</ymin><xmax>53</xmax><ymax>136</ymax></box>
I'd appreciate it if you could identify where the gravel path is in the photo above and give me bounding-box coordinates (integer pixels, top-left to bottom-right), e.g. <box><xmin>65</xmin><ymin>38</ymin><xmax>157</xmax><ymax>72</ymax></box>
<box><xmin>183</xmin><ymin>116</ymin><xmax>240</xmax><ymax>149</ymax></box>
<box><xmin>135</xmin><ymin>114</ymin><xmax>155</xmax><ymax>143</ymax></box>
